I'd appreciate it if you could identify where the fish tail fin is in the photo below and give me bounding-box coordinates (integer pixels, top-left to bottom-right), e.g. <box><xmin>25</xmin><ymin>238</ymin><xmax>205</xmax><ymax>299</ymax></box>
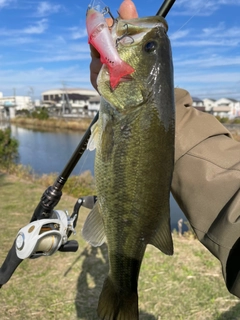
<box><xmin>97</xmin><ymin>276</ymin><xmax>139</xmax><ymax>320</ymax></box>
<box><xmin>109</xmin><ymin>60</ymin><xmax>135</xmax><ymax>89</ymax></box>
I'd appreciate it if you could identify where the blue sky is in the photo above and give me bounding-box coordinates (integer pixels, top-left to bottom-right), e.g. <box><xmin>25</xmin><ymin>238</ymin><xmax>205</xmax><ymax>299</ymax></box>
<box><xmin>0</xmin><ymin>0</ymin><xmax>240</xmax><ymax>100</ymax></box>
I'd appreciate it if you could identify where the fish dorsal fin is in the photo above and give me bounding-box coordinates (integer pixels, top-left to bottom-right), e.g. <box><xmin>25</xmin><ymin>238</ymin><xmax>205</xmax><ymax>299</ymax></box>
<box><xmin>149</xmin><ymin>212</ymin><xmax>174</xmax><ymax>256</ymax></box>
<box><xmin>82</xmin><ymin>202</ymin><xmax>106</xmax><ymax>247</ymax></box>
<box><xmin>87</xmin><ymin>120</ymin><xmax>99</xmax><ymax>151</ymax></box>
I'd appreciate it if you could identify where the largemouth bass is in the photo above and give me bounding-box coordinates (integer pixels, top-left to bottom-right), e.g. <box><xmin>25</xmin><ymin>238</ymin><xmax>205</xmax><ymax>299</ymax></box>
<box><xmin>83</xmin><ymin>15</ymin><xmax>175</xmax><ymax>320</ymax></box>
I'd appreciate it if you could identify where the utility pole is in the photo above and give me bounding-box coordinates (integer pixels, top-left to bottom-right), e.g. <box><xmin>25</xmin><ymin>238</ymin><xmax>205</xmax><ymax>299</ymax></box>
<box><xmin>61</xmin><ymin>81</ymin><xmax>71</xmax><ymax>114</ymax></box>
<box><xmin>29</xmin><ymin>87</ymin><xmax>34</xmax><ymax>108</ymax></box>
<box><xmin>13</xmin><ymin>88</ymin><xmax>16</xmax><ymax>106</ymax></box>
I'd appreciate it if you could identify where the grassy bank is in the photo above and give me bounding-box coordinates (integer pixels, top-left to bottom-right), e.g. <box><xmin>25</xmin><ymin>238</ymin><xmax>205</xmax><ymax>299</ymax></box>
<box><xmin>1</xmin><ymin>164</ymin><xmax>96</xmax><ymax>198</ymax></box>
<box><xmin>0</xmin><ymin>173</ymin><xmax>240</xmax><ymax>320</ymax></box>
<box><xmin>10</xmin><ymin>117</ymin><xmax>92</xmax><ymax>132</ymax></box>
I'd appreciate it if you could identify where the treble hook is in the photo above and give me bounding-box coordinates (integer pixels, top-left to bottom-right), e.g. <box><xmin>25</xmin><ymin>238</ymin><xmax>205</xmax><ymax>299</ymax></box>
<box><xmin>103</xmin><ymin>6</ymin><xmax>115</xmax><ymax>28</ymax></box>
<box><xmin>116</xmin><ymin>23</ymin><xmax>134</xmax><ymax>47</ymax></box>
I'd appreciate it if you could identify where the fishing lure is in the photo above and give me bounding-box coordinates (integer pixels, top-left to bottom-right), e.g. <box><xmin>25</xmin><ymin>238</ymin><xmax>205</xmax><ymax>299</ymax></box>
<box><xmin>86</xmin><ymin>2</ymin><xmax>135</xmax><ymax>89</ymax></box>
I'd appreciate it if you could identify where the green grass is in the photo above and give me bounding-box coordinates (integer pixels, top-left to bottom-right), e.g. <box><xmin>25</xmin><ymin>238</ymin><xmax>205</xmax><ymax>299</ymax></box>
<box><xmin>0</xmin><ymin>173</ymin><xmax>240</xmax><ymax>320</ymax></box>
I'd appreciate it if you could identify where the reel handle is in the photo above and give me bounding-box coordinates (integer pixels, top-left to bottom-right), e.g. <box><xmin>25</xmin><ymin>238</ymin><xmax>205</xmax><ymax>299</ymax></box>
<box><xmin>58</xmin><ymin>240</ymin><xmax>79</xmax><ymax>252</ymax></box>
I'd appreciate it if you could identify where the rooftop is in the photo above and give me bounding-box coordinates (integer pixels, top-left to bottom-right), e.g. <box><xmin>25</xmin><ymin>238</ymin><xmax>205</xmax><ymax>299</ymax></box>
<box><xmin>42</xmin><ymin>88</ymin><xmax>99</xmax><ymax>97</ymax></box>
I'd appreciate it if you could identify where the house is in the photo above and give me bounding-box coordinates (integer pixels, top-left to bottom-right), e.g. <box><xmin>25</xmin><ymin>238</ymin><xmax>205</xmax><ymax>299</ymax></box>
<box><xmin>201</xmin><ymin>97</ymin><xmax>240</xmax><ymax>118</ymax></box>
<box><xmin>192</xmin><ymin>97</ymin><xmax>205</xmax><ymax>112</ymax></box>
<box><xmin>0</xmin><ymin>92</ymin><xmax>32</xmax><ymax>119</ymax></box>
<box><xmin>88</xmin><ymin>95</ymin><xmax>101</xmax><ymax>117</ymax></box>
<box><xmin>203</xmin><ymin>98</ymin><xmax>216</xmax><ymax>112</ymax></box>
<box><xmin>213</xmin><ymin>98</ymin><xmax>240</xmax><ymax>119</ymax></box>
<box><xmin>41</xmin><ymin>88</ymin><xmax>100</xmax><ymax>116</ymax></box>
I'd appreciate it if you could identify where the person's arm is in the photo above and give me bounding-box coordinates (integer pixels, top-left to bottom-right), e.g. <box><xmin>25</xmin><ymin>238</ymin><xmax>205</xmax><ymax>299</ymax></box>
<box><xmin>172</xmin><ymin>88</ymin><xmax>240</xmax><ymax>297</ymax></box>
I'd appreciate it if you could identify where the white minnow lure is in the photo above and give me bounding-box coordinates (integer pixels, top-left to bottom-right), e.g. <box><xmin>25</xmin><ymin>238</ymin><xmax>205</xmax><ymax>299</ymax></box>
<box><xmin>86</xmin><ymin>4</ymin><xmax>135</xmax><ymax>89</ymax></box>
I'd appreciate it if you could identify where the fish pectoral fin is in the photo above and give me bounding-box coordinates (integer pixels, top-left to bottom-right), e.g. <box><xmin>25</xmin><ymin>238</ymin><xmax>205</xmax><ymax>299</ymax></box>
<box><xmin>81</xmin><ymin>202</ymin><xmax>106</xmax><ymax>247</ymax></box>
<box><xmin>149</xmin><ymin>214</ymin><xmax>174</xmax><ymax>256</ymax></box>
<box><xmin>87</xmin><ymin>120</ymin><xmax>99</xmax><ymax>151</ymax></box>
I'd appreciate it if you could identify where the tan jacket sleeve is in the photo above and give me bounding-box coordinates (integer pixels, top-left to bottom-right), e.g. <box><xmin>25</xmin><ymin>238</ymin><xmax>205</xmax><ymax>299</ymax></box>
<box><xmin>172</xmin><ymin>88</ymin><xmax>240</xmax><ymax>297</ymax></box>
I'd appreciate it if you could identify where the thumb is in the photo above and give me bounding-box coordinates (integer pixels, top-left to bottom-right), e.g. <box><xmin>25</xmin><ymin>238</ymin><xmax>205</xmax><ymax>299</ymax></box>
<box><xmin>119</xmin><ymin>0</ymin><xmax>138</xmax><ymax>19</ymax></box>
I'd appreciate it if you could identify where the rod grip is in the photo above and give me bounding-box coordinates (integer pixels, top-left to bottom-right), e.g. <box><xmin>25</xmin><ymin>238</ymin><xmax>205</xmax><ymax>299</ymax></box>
<box><xmin>0</xmin><ymin>240</ymin><xmax>23</xmax><ymax>288</ymax></box>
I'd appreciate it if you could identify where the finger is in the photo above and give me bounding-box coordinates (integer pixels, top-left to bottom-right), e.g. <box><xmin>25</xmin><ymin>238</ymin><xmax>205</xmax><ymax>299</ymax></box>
<box><xmin>90</xmin><ymin>57</ymin><xmax>102</xmax><ymax>91</ymax></box>
<box><xmin>119</xmin><ymin>0</ymin><xmax>138</xmax><ymax>19</ymax></box>
<box><xmin>106</xmin><ymin>17</ymin><xmax>113</xmax><ymax>27</ymax></box>
<box><xmin>90</xmin><ymin>44</ymin><xmax>100</xmax><ymax>59</ymax></box>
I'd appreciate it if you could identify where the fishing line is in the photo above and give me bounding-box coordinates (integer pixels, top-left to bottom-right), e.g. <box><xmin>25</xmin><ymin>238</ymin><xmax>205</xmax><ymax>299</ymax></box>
<box><xmin>78</xmin><ymin>149</ymin><xmax>94</xmax><ymax>177</ymax></box>
<box><xmin>174</xmin><ymin>0</ymin><xmax>210</xmax><ymax>33</ymax></box>
<box><xmin>174</xmin><ymin>10</ymin><xmax>200</xmax><ymax>33</ymax></box>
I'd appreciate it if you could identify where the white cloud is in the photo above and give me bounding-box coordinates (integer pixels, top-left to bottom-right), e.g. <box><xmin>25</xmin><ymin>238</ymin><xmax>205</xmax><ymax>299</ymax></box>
<box><xmin>0</xmin><ymin>66</ymin><xmax>92</xmax><ymax>97</ymax></box>
<box><xmin>36</xmin><ymin>1</ymin><xmax>62</xmax><ymax>17</ymax></box>
<box><xmin>169</xmin><ymin>29</ymin><xmax>190</xmax><ymax>40</ymax></box>
<box><xmin>202</xmin><ymin>22</ymin><xmax>225</xmax><ymax>37</ymax></box>
<box><xmin>68</xmin><ymin>44</ymin><xmax>90</xmax><ymax>53</ymax></box>
<box><xmin>219</xmin><ymin>0</ymin><xmax>240</xmax><ymax>4</ymax></box>
<box><xmin>171</xmin><ymin>23</ymin><xmax>240</xmax><ymax>48</ymax></box>
<box><xmin>173</xmin><ymin>39</ymin><xmax>240</xmax><ymax>47</ymax></box>
<box><xmin>174</xmin><ymin>55</ymin><xmax>240</xmax><ymax>68</ymax></box>
<box><xmin>23</xmin><ymin>53</ymin><xmax>90</xmax><ymax>63</ymax></box>
<box><xmin>175</xmin><ymin>71</ymin><xmax>240</xmax><ymax>83</ymax></box>
<box><xmin>173</xmin><ymin>0</ymin><xmax>217</xmax><ymax>16</ymax></box>
<box><xmin>3</xmin><ymin>52</ymin><xmax>90</xmax><ymax>65</ymax></box>
<box><xmin>0</xmin><ymin>0</ymin><xmax>12</xmax><ymax>9</ymax></box>
<box><xmin>174</xmin><ymin>69</ymin><xmax>240</xmax><ymax>99</ymax></box>
<box><xmin>2</xmin><ymin>37</ymin><xmax>36</xmax><ymax>45</ymax></box>
<box><xmin>200</xmin><ymin>23</ymin><xmax>240</xmax><ymax>39</ymax></box>
<box><xmin>1</xmin><ymin>38</ymin><xmax>91</xmax><ymax>65</ymax></box>
<box><xmin>174</xmin><ymin>0</ymin><xmax>240</xmax><ymax>16</ymax></box>
<box><xmin>23</xmin><ymin>19</ymin><xmax>48</xmax><ymax>34</ymax></box>
<box><xmin>0</xmin><ymin>19</ymin><xmax>48</xmax><ymax>40</ymax></box>
<box><xmin>69</xmin><ymin>27</ymin><xmax>87</xmax><ymax>40</ymax></box>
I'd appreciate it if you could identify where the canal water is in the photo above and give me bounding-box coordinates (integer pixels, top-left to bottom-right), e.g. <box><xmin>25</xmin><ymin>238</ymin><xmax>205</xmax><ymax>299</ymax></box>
<box><xmin>10</xmin><ymin>124</ymin><xmax>187</xmax><ymax>231</ymax></box>
<box><xmin>10</xmin><ymin>125</ymin><xmax>95</xmax><ymax>176</ymax></box>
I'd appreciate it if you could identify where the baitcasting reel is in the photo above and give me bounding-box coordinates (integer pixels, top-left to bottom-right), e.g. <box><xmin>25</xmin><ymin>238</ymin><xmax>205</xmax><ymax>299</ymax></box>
<box><xmin>15</xmin><ymin>195</ymin><xmax>97</xmax><ymax>259</ymax></box>
<box><xmin>15</xmin><ymin>210</ymin><xmax>77</xmax><ymax>259</ymax></box>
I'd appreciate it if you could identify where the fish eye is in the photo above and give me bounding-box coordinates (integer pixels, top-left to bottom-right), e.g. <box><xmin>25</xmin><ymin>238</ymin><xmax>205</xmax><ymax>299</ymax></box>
<box><xmin>144</xmin><ymin>41</ymin><xmax>157</xmax><ymax>53</ymax></box>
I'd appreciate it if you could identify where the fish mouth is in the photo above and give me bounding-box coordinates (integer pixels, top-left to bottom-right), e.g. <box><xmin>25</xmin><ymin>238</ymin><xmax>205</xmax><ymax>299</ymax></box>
<box><xmin>119</xmin><ymin>74</ymin><xmax>133</xmax><ymax>83</ymax></box>
<box><xmin>102</xmin><ymin>70</ymin><xmax>134</xmax><ymax>87</ymax></box>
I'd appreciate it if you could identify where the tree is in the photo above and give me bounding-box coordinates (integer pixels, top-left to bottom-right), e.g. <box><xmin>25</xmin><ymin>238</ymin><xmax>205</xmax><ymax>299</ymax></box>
<box><xmin>31</xmin><ymin>107</ymin><xmax>49</xmax><ymax>120</ymax></box>
<box><xmin>0</xmin><ymin>128</ymin><xmax>19</xmax><ymax>169</ymax></box>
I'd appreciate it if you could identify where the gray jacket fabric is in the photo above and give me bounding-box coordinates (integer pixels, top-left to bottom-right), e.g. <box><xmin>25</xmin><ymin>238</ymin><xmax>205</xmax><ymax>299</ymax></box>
<box><xmin>172</xmin><ymin>88</ymin><xmax>240</xmax><ymax>297</ymax></box>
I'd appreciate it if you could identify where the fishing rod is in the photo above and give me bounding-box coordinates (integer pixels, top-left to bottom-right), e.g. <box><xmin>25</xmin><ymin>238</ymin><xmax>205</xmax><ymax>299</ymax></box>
<box><xmin>0</xmin><ymin>0</ymin><xmax>176</xmax><ymax>288</ymax></box>
<box><xmin>157</xmin><ymin>0</ymin><xmax>176</xmax><ymax>17</ymax></box>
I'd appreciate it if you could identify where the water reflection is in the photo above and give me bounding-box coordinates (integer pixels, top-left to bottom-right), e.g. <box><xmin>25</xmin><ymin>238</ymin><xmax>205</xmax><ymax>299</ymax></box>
<box><xmin>11</xmin><ymin>124</ymin><xmax>95</xmax><ymax>176</ymax></box>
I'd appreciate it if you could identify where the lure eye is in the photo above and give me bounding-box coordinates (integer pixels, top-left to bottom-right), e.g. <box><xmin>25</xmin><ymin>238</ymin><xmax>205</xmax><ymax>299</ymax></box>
<box><xmin>144</xmin><ymin>41</ymin><xmax>157</xmax><ymax>53</ymax></box>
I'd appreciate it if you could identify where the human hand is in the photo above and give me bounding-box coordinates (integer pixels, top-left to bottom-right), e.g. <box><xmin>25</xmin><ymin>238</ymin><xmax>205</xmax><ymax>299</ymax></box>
<box><xmin>89</xmin><ymin>0</ymin><xmax>138</xmax><ymax>91</ymax></box>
